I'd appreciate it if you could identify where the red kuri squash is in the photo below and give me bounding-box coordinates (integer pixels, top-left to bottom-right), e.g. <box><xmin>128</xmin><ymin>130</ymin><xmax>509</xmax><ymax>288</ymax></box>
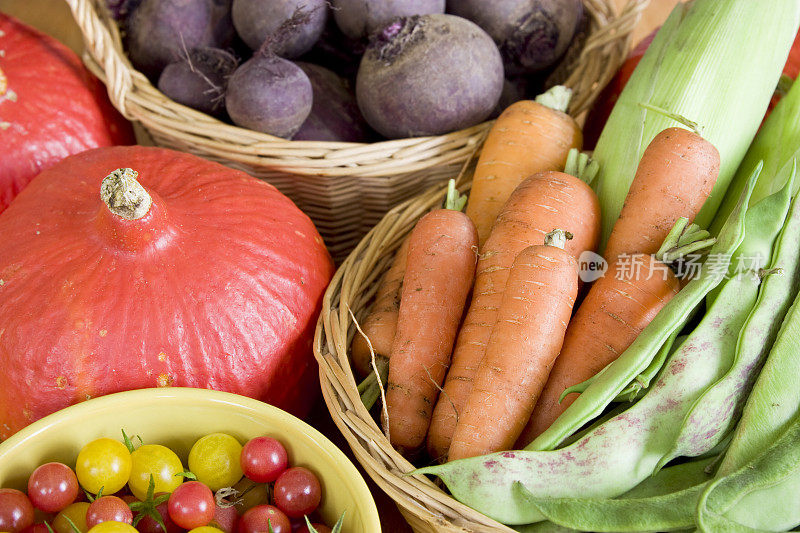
<box><xmin>0</xmin><ymin>146</ymin><xmax>334</xmax><ymax>438</ymax></box>
<box><xmin>0</xmin><ymin>13</ymin><xmax>134</xmax><ymax>213</ymax></box>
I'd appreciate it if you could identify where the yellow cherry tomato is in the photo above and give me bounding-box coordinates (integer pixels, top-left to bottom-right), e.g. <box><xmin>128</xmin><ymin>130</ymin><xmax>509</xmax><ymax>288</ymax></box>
<box><xmin>75</xmin><ymin>438</ymin><xmax>132</xmax><ymax>494</ymax></box>
<box><xmin>188</xmin><ymin>528</ymin><xmax>224</xmax><ymax>533</ymax></box>
<box><xmin>128</xmin><ymin>444</ymin><xmax>184</xmax><ymax>500</ymax></box>
<box><xmin>188</xmin><ymin>433</ymin><xmax>243</xmax><ymax>491</ymax></box>
<box><xmin>87</xmin><ymin>522</ymin><xmax>138</xmax><ymax>533</ymax></box>
<box><xmin>53</xmin><ymin>502</ymin><xmax>90</xmax><ymax>533</ymax></box>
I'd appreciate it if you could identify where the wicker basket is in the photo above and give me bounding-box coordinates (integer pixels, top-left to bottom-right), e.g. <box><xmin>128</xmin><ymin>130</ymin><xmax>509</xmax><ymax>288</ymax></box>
<box><xmin>65</xmin><ymin>0</ymin><xmax>646</xmax><ymax>262</ymax></box>
<box><xmin>66</xmin><ymin>0</ymin><xmax>646</xmax><ymax>261</ymax></box>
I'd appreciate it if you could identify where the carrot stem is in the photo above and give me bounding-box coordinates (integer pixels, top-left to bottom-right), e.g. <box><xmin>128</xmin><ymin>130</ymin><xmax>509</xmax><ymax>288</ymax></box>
<box><xmin>655</xmin><ymin>217</ymin><xmax>716</xmax><ymax>263</ymax></box>
<box><xmin>534</xmin><ymin>85</ymin><xmax>572</xmax><ymax>113</ymax></box>
<box><xmin>678</xmin><ymin>227</ymin><xmax>711</xmax><ymax>247</ymax></box>
<box><xmin>660</xmin><ymin>217</ymin><xmax>690</xmax><ymax>252</ymax></box>
<box><xmin>638</xmin><ymin>103</ymin><xmax>702</xmax><ymax>136</ymax></box>
<box><xmin>444</xmin><ymin>179</ymin><xmax>467</xmax><ymax>212</ymax></box>
<box><xmin>564</xmin><ymin>148</ymin><xmax>600</xmax><ymax>185</ymax></box>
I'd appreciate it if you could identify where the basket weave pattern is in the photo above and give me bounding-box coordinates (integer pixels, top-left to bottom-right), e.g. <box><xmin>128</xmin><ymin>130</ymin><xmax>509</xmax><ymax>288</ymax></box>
<box><xmin>66</xmin><ymin>0</ymin><xmax>647</xmax><ymax>263</ymax></box>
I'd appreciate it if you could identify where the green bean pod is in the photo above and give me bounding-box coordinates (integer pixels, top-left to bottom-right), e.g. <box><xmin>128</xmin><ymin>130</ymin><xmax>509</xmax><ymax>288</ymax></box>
<box><xmin>558</xmin><ymin>329</ymin><xmax>683</xmax><ymax>404</ymax></box>
<box><xmin>656</xmin><ymin>173</ymin><xmax>795</xmax><ymax>470</ymax></box>
<box><xmin>414</xmin><ymin>174</ymin><xmax>762</xmax><ymax>526</ymax></box>
<box><xmin>512</xmin><ymin>456</ymin><xmax>717</xmax><ymax>533</ymax></box>
<box><xmin>715</xmin><ymin>187</ymin><xmax>800</xmax><ymax>477</ymax></box>
<box><xmin>697</xmin><ymin>408</ymin><xmax>800</xmax><ymax>532</ymax></box>
<box><xmin>528</xmin><ymin>164</ymin><xmax>762</xmax><ymax>452</ymax></box>
<box><xmin>693</xmin><ymin>195</ymin><xmax>800</xmax><ymax>531</ymax></box>
<box><xmin>615</xmin><ymin>330</ymin><xmax>684</xmax><ymax>402</ymax></box>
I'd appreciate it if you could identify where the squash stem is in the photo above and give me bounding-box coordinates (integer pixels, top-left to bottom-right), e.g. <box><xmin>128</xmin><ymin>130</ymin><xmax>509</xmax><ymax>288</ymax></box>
<box><xmin>100</xmin><ymin>168</ymin><xmax>152</xmax><ymax>220</ymax></box>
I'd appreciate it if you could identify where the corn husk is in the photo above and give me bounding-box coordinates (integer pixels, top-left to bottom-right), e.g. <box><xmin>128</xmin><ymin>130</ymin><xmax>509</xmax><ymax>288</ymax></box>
<box><xmin>711</xmin><ymin>76</ymin><xmax>800</xmax><ymax>233</ymax></box>
<box><xmin>592</xmin><ymin>0</ymin><xmax>800</xmax><ymax>251</ymax></box>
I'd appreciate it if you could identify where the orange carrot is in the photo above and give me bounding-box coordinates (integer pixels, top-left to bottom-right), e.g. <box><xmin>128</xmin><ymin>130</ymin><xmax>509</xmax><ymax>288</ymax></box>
<box><xmin>427</xmin><ymin>167</ymin><xmax>600</xmax><ymax>462</ymax></box>
<box><xmin>448</xmin><ymin>230</ymin><xmax>579</xmax><ymax>461</ymax></box>
<box><xmin>385</xmin><ymin>188</ymin><xmax>478</xmax><ymax>455</ymax></box>
<box><xmin>352</xmin><ymin>237</ymin><xmax>410</xmax><ymax>378</ymax></box>
<box><xmin>516</xmin><ymin>257</ymin><xmax>681</xmax><ymax>446</ymax></box>
<box><xmin>602</xmin><ymin>127</ymin><xmax>720</xmax><ymax>259</ymax></box>
<box><xmin>465</xmin><ymin>86</ymin><xmax>582</xmax><ymax>248</ymax></box>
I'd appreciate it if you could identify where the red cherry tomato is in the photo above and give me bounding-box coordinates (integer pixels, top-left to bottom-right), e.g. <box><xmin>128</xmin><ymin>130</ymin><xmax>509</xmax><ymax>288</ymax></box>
<box><xmin>86</xmin><ymin>495</ymin><xmax>133</xmax><ymax>529</ymax></box>
<box><xmin>135</xmin><ymin>493</ymin><xmax>182</xmax><ymax>533</ymax></box>
<box><xmin>240</xmin><ymin>437</ymin><xmax>288</xmax><ymax>483</ymax></box>
<box><xmin>20</xmin><ymin>523</ymin><xmax>52</xmax><ymax>533</ymax></box>
<box><xmin>273</xmin><ymin>468</ymin><xmax>321</xmax><ymax>519</ymax></box>
<box><xmin>0</xmin><ymin>488</ymin><xmax>35</xmax><ymax>533</ymax></box>
<box><xmin>239</xmin><ymin>505</ymin><xmax>290</xmax><ymax>533</ymax></box>
<box><xmin>209</xmin><ymin>503</ymin><xmax>238</xmax><ymax>533</ymax></box>
<box><xmin>27</xmin><ymin>463</ymin><xmax>80</xmax><ymax>513</ymax></box>
<box><xmin>167</xmin><ymin>481</ymin><xmax>214</xmax><ymax>530</ymax></box>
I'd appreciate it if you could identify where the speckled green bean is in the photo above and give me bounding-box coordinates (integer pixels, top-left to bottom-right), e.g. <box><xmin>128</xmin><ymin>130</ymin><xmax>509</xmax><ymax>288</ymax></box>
<box><xmin>694</xmin><ymin>190</ymin><xmax>800</xmax><ymax>531</ymax></box>
<box><xmin>697</xmin><ymin>407</ymin><xmax>800</xmax><ymax>532</ymax></box>
<box><xmin>655</xmin><ymin>172</ymin><xmax>794</xmax><ymax>471</ymax></box>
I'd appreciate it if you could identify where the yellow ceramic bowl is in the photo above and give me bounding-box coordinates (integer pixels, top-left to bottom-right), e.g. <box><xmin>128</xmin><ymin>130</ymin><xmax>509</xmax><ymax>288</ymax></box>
<box><xmin>0</xmin><ymin>388</ymin><xmax>380</xmax><ymax>532</ymax></box>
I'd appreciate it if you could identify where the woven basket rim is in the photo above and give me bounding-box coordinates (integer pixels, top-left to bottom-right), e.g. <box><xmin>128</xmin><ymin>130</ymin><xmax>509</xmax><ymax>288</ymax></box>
<box><xmin>65</xmin><ymin>0</ymin><xmax>647</xmax><ymax>178</ymax></box>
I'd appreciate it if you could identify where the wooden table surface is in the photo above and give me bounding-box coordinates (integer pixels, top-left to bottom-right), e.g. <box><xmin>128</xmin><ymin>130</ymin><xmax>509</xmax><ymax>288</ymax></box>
<box><xmin>0</xmin><ymin>0</ymin><xmax>677</xmax><ymax>530</ymax></box>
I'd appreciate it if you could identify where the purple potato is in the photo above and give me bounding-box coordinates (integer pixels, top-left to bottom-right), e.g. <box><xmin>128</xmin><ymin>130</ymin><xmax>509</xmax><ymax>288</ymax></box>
<box><xmin>157</xmin><ymin>47</ymin><xmax>238</xmax><ymax>118</ymax></box>
<box><xmin>126</xmin><ymin>0</ymin><xmax>233</xmax><ymax>79</ymax></box>
<box><xmin>292</xmin><ymin>62</ymin><xmax>372</xmax><ymax>142</ymax></box>
<box><xmin>356</xmin><ymin>14</ymin><xmax>503</xmax><ymax>139</ymax></box>
<box><xmin>447</xmin><ymin>0</ymin><xmax>583</xmax><ymax>74</ymax></box>
<box><xmin>225</xmin><ymin>54</ymin><xmax>313</xmax><ymax>138</ymax></box>
<box><xmin>232</xmin><ymin>0</ymin><xmax>327</xmax><ymax>57</ymax></box>
<box><xmin>331</xmin><ymin>0</ymin><xmax>445</xmax><ymax>40</ymax></box>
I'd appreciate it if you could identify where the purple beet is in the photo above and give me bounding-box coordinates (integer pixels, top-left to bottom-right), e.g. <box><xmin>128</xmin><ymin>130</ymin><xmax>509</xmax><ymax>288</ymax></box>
<box><xmin>356</xmin><ymin>14</ymin><xmax>503</xmax><ymax>138</ymax></box>
<box><xmin>330</xmin><ymin>0</ymin><xmax>445</xmax><ymax>40</ymax></box>
<box><xmin>157</xmin><ymin>47</ymin><xmax>238</xmax><ymax>118</ymax></box>
<box><xmin>292</xmin><ymin>62</ymin><xmax>372</xmax><ymax>142</ymax></box>
<box><xmin>447</xmin><ymin>0</ymin><xmax>584</xmax><ymax>75</ymax></box>
<box><xmin>232</xmin><ymin>0</ymin><xmax>328</xmax><ymax>57</ymax></box>
<box><xmin>126</xmin><ymin>0</ymin><xmax>234</xmax><ymax>79</ymax></box>
<box><xmin>298</xmin><ymin>18</ymin><xmax>365</xmax><ymax>81</ymax></box>
<box><xmin>225</xmin><ymin>54</ymin><xmax>312</xmax><ymax>138</ymax></box>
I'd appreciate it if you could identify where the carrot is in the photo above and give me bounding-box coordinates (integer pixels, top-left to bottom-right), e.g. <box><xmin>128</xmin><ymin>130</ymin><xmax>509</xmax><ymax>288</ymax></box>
<box><xmin>352</xmin><ymin>237</ymin><xmax>410</xmax><ymax>378</ymax></box>
<box><xmin>385</xmin><ymin>182</ymin><xmax>478</xmax><ymax>455</ymax></box>
<box><xmin>447</xmin><ymin>230</ymin><xmax>579</xmax><ymax>461</ymax></box>
<box><xmin>426</xmin><ymin>159</ymin><xmax>600</xmax><ymax>462</ymax></box>
<box><xmin>465</xmin><ymin>86</ymin><xmax>582</xmax><ymax>248</ymax></box>
<box><xmin>602</xmin><ymin>127</ymin><xmax>720</xmax><ymax>259</ymax></box>
<box><xmin>515</xmin><ymin>256</ymin><xmax>681</xmax><ymax>447</ymax></box>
